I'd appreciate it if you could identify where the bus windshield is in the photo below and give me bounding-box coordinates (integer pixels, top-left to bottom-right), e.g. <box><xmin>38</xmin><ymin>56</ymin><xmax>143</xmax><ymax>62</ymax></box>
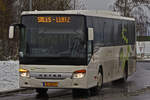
<box><xmin>20</xmin><ymin>15</ymin><xmax>87</xmax><ymax>64</ymax></box>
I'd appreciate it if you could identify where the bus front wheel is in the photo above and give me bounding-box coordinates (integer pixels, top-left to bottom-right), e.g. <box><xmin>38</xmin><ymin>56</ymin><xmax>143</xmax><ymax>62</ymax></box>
<box><xmin>72</xmin><ymin>89</ymin><xmax>89</xmax><ymax>97</ymax></box>
<box><xmin>36</xmin><ymin>88</ymin><xmax>48</xmax><ymax>95</ymax></box>
<box><xmin>90</xmin><ymin>72</ymin><xmax>103</xmax><ymax>95</ymax></box>
<box><xmin>122</xmin><ymin>65</ymin><xmax>128</xmax><ymax>82</ymax></box>
<box><xmin>117</xmin><ymin>62</ymin><xmax>128</xmax><ymax>82</ymax></box>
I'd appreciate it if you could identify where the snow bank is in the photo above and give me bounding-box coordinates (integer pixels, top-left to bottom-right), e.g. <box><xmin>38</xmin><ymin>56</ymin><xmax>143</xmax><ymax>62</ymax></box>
<box><xmin>0</xmin><ymin>61</ymin><xmax>19</xmax><ymax>91</ymax></box>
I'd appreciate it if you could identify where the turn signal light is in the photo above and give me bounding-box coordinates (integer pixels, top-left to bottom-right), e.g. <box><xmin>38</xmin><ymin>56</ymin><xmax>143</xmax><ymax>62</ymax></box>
<box><xmin>74</xmin><ymin>70</ymin><xmax>86</xmax><ymax>73</ymax></box>
<box><xmin>19</xmin><ymin>69</ymin><xmax>28</xmax><ymax>73</ymax></box>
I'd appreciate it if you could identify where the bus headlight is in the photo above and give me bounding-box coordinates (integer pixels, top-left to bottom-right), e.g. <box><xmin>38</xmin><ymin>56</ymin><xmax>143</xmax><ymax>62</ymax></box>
<box><xmin>19</xmin><ymin>69</ymin><xmax>30</xmax><ymax>77</ymax></box>
<box><xmin>73</xmin><ymin>70</ymin><xmax>86</xmax><ymax>79</ymax></box>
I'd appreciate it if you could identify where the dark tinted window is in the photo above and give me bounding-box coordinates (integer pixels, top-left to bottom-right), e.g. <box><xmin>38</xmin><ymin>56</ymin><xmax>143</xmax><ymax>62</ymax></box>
<box><xmin>129</xmin><ymin>21</ymin><xmax>135</xmax><ymax>44</ymax></box>
<box><xmin>103</xmin><ymin>19</ymin><xmax>113</xmax><ymax>45</ymax></box>
<box><xmin>91</xmin><ymin>17</ymin><xmax>135</xmax><ymax>46</ymax></box>
<box><xmin>93</xmin><ymin>17</ymin><xmax>104</xmax><ymax>43</ymax></box>
<box><xmin>113</xmin><ymin>20</ymin><xmax>122</xmax><ymax>45</ymax></box>
<box><xmin>122</xmin><ymin>21</ymin><xmax>128</xmax><ymax>44</ymax></box>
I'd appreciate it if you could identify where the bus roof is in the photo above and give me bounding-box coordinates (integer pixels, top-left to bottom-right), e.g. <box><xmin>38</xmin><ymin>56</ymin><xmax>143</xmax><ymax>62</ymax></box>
<box><xmin>21</xmin><ymin>10</ymin><xmax>135</xmax><ymax>21</ymax></box>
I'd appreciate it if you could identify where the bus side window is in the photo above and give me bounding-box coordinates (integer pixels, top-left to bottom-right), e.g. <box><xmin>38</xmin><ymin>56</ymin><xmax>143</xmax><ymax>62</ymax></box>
<box><xmin>113</xmin><ymin>20</ymin><xmax>123</xmax><ymax>45</ymax></box>
<box><xmin>122</xmin><ymin>21</ymin><xmax>128</xmax><ymax>44</ymax></box>
<box><xmin>118</xmin><ymin>22</ymin><xmax>122</xmax><ymax>45</ymax></box>
<box><xmin>113</xmin><ymin>20</ymin><xmax>119</xmax><ymax>45</ymax></box>
<box><xmin>93</xmin><ymin>17</ymin><xmax>102</xmax><ymax>43</ymax></box>
<box><xmin>103</xmin><ymin>19</ymin><xmax>113</xmax><ymax>45</ymax></box>
<box><xmin>128</xmin><ymin>21</ymin><xmax>135</xmax><ymax>44</ymax></box>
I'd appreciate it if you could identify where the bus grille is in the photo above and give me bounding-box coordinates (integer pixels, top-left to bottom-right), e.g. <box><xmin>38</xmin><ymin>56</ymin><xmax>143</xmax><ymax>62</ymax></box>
<box><xmin>30</xmin><ymin>72</ymin><xmax>72</xmax><ymax>79</ymax></box>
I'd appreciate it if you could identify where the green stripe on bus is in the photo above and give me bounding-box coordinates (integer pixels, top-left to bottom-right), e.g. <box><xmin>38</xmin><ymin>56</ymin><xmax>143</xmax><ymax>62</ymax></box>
<box><xmin>120</xmin><ymin>28</ymin><xmax>130</xmax><ymax>70</ymax></box>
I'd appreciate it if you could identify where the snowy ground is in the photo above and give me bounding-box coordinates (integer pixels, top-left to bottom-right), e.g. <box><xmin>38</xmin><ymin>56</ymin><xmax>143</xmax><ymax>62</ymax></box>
<box><xmin>0</xmin><ymin>61</ymin><xmax>19</xmax><ymax>92</ymax></box>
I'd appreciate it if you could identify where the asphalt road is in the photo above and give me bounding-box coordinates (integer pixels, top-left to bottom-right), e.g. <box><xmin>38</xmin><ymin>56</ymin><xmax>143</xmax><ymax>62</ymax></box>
<box><xmin>1</xmin><ymin>62</ymin><xmax>150</xmax><ymax>100</ymax></box>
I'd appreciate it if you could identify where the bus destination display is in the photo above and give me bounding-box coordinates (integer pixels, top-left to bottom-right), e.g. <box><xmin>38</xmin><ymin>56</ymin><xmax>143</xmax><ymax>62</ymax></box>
<box><xmin>37</xmin><ymin>16</ymin><xmax>71</xmax><ymax>23</ymax></box>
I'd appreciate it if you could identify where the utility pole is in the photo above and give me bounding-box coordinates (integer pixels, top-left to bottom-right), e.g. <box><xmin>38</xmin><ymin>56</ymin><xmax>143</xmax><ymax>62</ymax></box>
<box><xmin>74</xmin><ymin>0</ymin><xmax>76</xmax><ymax>10</ymax></box>
<box><xmin>29</xmin><ymin>0</ymin><xmax>32</xmax><ymax>11</ymax></box>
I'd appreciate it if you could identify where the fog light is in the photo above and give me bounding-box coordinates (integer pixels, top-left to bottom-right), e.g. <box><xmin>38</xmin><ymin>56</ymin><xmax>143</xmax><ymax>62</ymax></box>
<box><xmin>19</xmin><ymin>69</ymin><xmax>30</xmax><ymax>77</ymax></box>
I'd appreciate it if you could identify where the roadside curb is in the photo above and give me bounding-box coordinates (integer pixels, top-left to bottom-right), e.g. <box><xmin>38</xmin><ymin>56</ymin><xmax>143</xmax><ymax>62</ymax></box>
<box><xmin>0</xmin><ymin>88</ymin><xmax>29</xmax><ymax>95</ymax></box>
<box><xmin>137</xmin><ymin>59</ymin><xmax>150</xmax><ymax>62</ymax></box>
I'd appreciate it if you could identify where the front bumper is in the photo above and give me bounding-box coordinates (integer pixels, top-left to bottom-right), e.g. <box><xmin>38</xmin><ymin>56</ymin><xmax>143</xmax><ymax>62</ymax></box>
<box><xmin>19</xmin><ymin>65</ymin><xmax>90</xmax><ymax>89</ymax></box>
<box><xmin>19</xmin><ymin>76</ymin><xmax>88</xmax><ymax>89</ymax></box>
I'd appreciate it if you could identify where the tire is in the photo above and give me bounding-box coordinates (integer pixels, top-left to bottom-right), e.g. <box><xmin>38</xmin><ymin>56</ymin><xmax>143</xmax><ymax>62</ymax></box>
<box><xmin>116</xmin><ymin>63</ymin><xmax>128</xmax><ymax>83</ymax></box>
<box><xmin>112</xmin><ymin>61</ymin><xmax>128</xmax><ymax>84</ymax></box>
<box><xmin>72</xmin><ymin>89</ymin><xmax>89</xmax><ymax>98</ymax></box>
<box><xmin>36</xmin><ymin>88</ymin><xmax>48</xmax><ymax>95</ymax></box>
<box><xmin>121</xmin><ymin>65</ymin><xmax>128</xmax><ymax>82</ymax></box>
<box><xmin>90</xmin><ymin>72</ymin><xmax>103</xmax><ymax>96</ymax></box>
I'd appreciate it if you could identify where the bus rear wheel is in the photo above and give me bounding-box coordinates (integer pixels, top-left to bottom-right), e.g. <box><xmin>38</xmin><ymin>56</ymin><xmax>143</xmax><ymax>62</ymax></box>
<box><xmin>116</xmin><ymin>64</ymin><xmax>128</xmax><ymax>83</ymax></box>
<box><xmin>121</xmin><ymin>66</ymin><xmax>128</xmax><ymax>82</ymax></box>
<box><xmin>112</xmin><ymin>62</ymin><xmax>128</xmax><ymax>84</ymax></box>
<box><xmin>120</xmin><ymin>61</ymin><xmax>128</xmax><ymax>82</ymax></box>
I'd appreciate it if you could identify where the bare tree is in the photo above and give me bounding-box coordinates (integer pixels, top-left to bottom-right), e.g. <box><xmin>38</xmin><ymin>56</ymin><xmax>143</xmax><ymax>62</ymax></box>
<box><xmin>16</xmin><ymin>0</ymin><xmax>72</xmax><ymax>11</ymax></box>
<box><xmin>114</xmin><ymin>0</ymin><xmax>150</xmax><ymax>17</ymax></box>
<box><xmin>71</xmin><ymin>0</ymin><xmax>87</xmax><ymax>10</ymax></box>
<box><xmin>0</xmin><ymin>0</ymin><xmax>18</xmax><ymax>60</ymax></box>
<box><xmin>15</xmin><ymin>0</ymin><xmax>73</xmax><ymax>21</ymax></box>
<box><xmin>114</xmin><ymin>0</ymin><xmax>150</xmax><ymax>36</ymax></box>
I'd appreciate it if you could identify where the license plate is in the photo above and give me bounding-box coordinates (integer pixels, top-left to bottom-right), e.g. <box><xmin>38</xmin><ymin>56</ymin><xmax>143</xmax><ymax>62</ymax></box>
<box><xmin>43</xmin><ymin>82</ymin><xmax>58</xmax><ymax>87</ymax></box>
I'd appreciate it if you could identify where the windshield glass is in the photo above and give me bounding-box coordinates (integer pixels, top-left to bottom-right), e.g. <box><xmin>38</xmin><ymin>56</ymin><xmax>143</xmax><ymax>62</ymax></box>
<box><xmin>20</xmin><ymin>15</ymin><xmax>86</xmax><ymax>60</ymax></box>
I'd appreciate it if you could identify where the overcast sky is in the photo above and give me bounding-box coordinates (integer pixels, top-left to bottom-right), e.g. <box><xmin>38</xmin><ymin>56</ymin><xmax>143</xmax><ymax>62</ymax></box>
<box><xmin>86</xmin><ymin>0</ymin><xmax>116</xmax><ymax>10</ymax></box>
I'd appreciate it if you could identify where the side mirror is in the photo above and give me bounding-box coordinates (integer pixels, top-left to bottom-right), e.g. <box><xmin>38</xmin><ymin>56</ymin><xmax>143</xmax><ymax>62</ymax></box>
<box><xmin>9</xmin><ymin>26</ymin><xmax>15</xmax><ymax>39</ymax></box>
<box><xmin>88</xmin><ymin>28</ymin><xmax>94</xmax><ymax>40</ymax></box>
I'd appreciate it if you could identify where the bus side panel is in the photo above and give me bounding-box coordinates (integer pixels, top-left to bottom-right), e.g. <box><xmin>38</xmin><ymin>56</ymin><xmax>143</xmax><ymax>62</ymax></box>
<box><xmin>86</xmin><ymin>16</ymin><xmax>136</xmax><ymax>87</ymax></box>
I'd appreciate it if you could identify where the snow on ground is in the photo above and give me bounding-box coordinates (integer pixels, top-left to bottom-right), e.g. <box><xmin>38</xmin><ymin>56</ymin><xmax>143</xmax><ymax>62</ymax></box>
<box><xmin>0</xmin><ymin>61</ymin><xmax>19</xmax><ymax>91</ymax></box>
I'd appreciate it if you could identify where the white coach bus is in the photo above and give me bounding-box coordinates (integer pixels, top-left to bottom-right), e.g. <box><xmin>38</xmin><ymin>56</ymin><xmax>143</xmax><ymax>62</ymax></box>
<box><xmin>9</xmin><ymin>10</ymin><xmax>136</xmax><ymax>95</ymax></box>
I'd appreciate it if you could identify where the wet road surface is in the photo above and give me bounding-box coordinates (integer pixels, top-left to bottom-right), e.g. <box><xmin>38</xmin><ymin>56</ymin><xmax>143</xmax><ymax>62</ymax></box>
<box><xmin>1</xmin><ymin>62</ymin><xmax>150</xmax><ymax>100</ymax></box>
